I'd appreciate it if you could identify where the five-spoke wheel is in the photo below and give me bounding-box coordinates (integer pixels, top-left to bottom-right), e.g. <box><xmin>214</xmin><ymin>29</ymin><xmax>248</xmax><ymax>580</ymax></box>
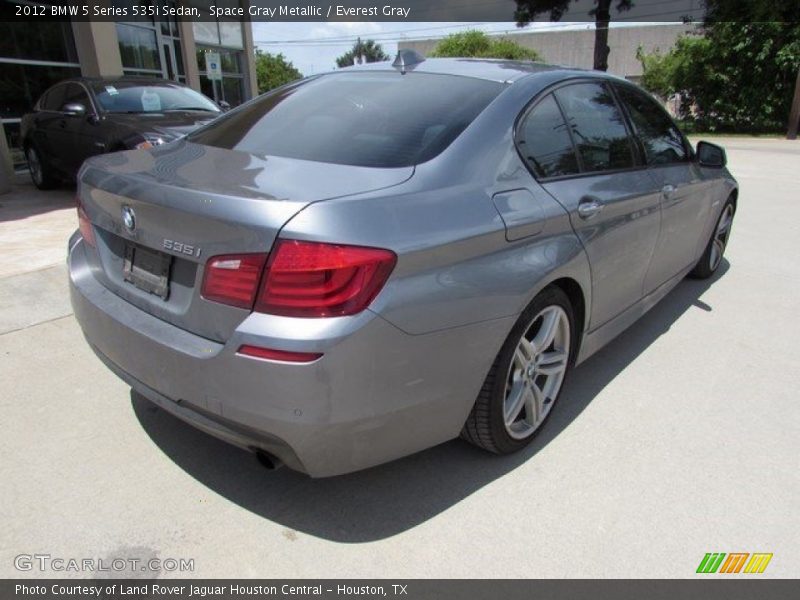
<box><xmin>463</xmin><ymin>285</ymin><xmax>575</xmax><ymax>453</ymax></box>
<box><xmin>690</xmin><ymin>197</ymin><xmax>736</xmax><ymax>279</ymax></box>
<box><xmin>504</xmin><ymin>305</ymin><xmax>570</xmax><ymax>440</ymax></box>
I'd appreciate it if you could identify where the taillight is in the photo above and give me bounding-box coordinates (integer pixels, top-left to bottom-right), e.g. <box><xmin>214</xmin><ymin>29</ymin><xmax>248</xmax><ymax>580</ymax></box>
<box><xmin>201</xmin><ymin>253</ymin><xmax>267</xmax><ymax>309</ymax></box>
<box><xmin>76</xmin><ymin>197</ymin><xmax>96</xmax><ymax>247</ymax></box>
<box><xmin>201</xmin><ymin>241</ymin><xmax>396</xmax><ymax>317</ymax></box>
<box><xmin>254</xmin><ymin>240</ymin><xmax>396</xmax><ymax>317</ymax></box>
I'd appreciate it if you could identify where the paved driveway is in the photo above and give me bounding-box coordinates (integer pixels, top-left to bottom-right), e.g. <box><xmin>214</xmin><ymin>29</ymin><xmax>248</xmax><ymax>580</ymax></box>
<box><xmin>1</xmin><ymin>138</ymin><xmax>798</xmax><ymax>578</ymax></box>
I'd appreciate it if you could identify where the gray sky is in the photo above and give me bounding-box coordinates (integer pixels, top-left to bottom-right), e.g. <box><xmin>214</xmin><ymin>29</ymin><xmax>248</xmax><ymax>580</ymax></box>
<box><xmin>251</xmin><ymin>22</ymin><xmax>602</xmax><ymax>76</ymax></box>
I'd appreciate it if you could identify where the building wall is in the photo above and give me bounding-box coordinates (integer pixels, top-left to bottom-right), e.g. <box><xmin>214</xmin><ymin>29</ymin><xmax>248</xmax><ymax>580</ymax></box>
<box><xmin>399</xmin><ymin>23</ymin><xmax>696</xmax><ymax>79</ymax></box>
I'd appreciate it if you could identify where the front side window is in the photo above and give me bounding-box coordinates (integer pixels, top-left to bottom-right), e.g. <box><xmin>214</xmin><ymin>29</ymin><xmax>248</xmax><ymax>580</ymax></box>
<box><xmin>615</xmin><ymin>84</ymin><xmax>689</xmax><ymax>165</ymax></box>
<box><xmin>188</xmin><ymin>72</ymin><xmax>504</xmax><ymax>168</ymax></box>
<box><xmin>554</xmin><ymin>82</ymin><xmax>635</xmax><ymax>173</ymax></box>
<box><xmin>41</xmin><ymin>84</ymin><xmax>66</xmax><ymax>111</ymax></box>
<box><xmin>517</xmin><ymin>93</ymin><xmax>579</xmax><ymax>178</ymax></box>
<box><xmin>62</xmin><ymin>83</ymin><xmax>91</xmax><ymax>111</ymax></box>
<box><xmin>91</xmin><ymin>81</ymin><xmax>219</xmax><ymax>114</ymax></box>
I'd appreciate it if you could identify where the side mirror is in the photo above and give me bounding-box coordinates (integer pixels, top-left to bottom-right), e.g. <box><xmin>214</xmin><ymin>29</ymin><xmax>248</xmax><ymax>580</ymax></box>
<box><xmin>218</xmin><ymin>100</ymin><xmax>231</xmax><ymax>112</ymax></box>
<box><xmin>62</xmin><ymin>102</ymin><xmax>86</xmax><ymax>117</ymax></box>
<box><xmin>696</xmin><ymin>141</ymin><xmax>726</xmax><ymax>168</ymax></box>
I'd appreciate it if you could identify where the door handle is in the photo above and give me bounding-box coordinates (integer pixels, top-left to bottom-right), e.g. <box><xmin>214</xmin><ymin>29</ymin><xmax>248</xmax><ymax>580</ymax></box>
<box><xmin>577</xmin><ymin>198</ymin><xmax>603</xmax><ymax>219</ymax></box>
<box><xmin>662</xmin><ymin>184</ymin><xmax>677</xmax><ymax>197</ymax></box>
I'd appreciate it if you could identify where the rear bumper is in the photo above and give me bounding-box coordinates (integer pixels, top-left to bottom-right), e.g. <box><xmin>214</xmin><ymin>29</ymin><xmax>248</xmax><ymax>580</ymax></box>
<box><xmin>68</xmin><ymin>234</ymin><xmax>512</xmax><ymax>477</ymax></box>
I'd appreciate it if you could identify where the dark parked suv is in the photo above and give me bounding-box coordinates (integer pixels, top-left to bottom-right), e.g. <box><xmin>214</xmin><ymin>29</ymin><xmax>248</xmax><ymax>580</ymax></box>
<box><xmin>20</xmin><ymin>77</ymin><xmax>221</xmax><ymax>189</ymax></box>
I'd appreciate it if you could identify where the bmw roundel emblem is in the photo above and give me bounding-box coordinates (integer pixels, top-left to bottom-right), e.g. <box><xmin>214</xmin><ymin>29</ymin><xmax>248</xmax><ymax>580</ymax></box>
<box><xmin>122</xmin><ymin>206</ymin><xmax>136</xmax><ymax>232</ymax></box>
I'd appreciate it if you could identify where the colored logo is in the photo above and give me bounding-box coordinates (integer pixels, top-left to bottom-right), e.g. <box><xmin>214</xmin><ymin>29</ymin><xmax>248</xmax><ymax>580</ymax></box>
<box><xmin>697</xmin><ymin>552</ymin><xmax>773</xmax><ymax>574</ymax></box>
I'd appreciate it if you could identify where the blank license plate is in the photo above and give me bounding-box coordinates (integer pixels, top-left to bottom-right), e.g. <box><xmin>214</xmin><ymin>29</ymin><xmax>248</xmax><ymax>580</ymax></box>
<box><xmin>123</xmin><ymin>243</ymin><xmax>171</xmax><ymax>299</ymax></box>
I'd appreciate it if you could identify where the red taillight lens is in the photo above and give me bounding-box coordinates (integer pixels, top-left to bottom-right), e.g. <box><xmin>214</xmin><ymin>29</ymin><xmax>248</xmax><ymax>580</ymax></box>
<box><xmin>201</xmin><ymin>253</ymin><xmax>268</xmax><ymax>309</ymax></box>
<box><xmin>237</xmin><ymin>344</ymin><xmax>322</xmax><ymax>363</ymax></box>
<box><xmin>254</xmin><ymin>240</ymin><xmax>397</xmax><ymax>317</ymax></box>
<box><xmin>76</xmin><ymin>197</ymin><xmax>96</xmax><ymax>247</ymax></box>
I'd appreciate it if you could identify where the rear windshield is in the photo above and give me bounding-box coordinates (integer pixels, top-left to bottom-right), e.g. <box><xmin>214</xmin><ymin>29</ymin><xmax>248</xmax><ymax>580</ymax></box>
<box><xmin>187</xmin><ymin>72</ymin><xmax>504</xmax><ymax>168</ymax></box>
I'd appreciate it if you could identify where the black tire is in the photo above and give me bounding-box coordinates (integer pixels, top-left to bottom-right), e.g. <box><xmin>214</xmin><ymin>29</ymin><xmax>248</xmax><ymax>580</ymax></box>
<box><xmin>689</xmin><ymin>197</ymin><xmax>736</xmax><ymax>279</ymax></box>
<box><xmin>462</xmin><ymin>285</ymin><xmax>576</xmax><ymax>454</ymax></box>
<box><xmin>26</xmin><ymin>144</ymin><xmax>58</xmax><ymax>190</ymax></box>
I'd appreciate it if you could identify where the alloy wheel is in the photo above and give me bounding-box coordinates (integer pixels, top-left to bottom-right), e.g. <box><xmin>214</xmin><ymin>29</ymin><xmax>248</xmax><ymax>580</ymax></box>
<box><xmin>503</xmin><ymin>305</ymin><xmax>570</xmax><ymax>440</ymax></box>
<box><xmin>27</xmin><ymin>148</ymin><xmax>43</xmax><ymax>187</ymax></box>
<box><xmin>710</xmin><ymin>204</ymin><xmax>734</xmax><ymax>271</ymax></box>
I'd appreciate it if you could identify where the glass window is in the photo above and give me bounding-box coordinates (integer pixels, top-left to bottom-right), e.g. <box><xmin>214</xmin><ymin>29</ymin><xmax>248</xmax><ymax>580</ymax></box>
<box><xmin>118</xmin><ymin>70</ymin><xmax>159</xmax><ymax>80</ymax></box>
<box><xmin>174</xmin><ymin>40</ymin><xmax>185</xmax><ymax>76</ymax></box>
<box><xmin>197</xmin><ymin>48</ymin><xmax>241</xmax><ymax>74</ymax></box>
<box><xmin>0</xmin><ymin>64</ymin><xmax>80</xmax><ymax>118</ymax></box>
<box><xmin>221</xmin><ymin>76</ymin><xmax>243</xmax><ymax>106</ymax></box>
<box><xmin>615</xmin><ymin>84</ymin><xmax>689</xmax><ymax>165</ymax></box>
<box><xmin>0</xmin><ymin>18</ymin><xmax>78</xmax><ymax>63</ymax></box>
<box><xmin>189</xmin><ymin>72</ymin><xmax>504</xmax><ymax>168</ymax></box>
<box><xmin>518</xmin><ymin>94</ymin><xmax>579</xmax><ymax>178</ymax></box>
<box><xmin>219</xmin><ymin>21</ymin><xmax>243</xmax><ymax>49</ymax></box>
<box><xmin>554</xmin><ymin>82</ymin><xmax>635</xmax><ymax>173</ymax></box>
<box><xmin>220</xmin><ymin>50</ymin><xmax>241</xmax><ymax>73</ymax></box>
<box><xmin>192</xmin><ymin>21</ymin><xmax>219</xmax><ymax>46</ymax></box>
<box><xmin>116</xmin><ymin>23</ymin><xmax>161</xmax><ymax>71</ymax></box>
<box><xmin>90</xmin><ymin>80</ymin><xmax>219</xmax><ymax>114</ymax></box>
<box><xmin>199</xmin><ymin>75</ymin><xmax>213</xmax><ymax>102</ymax></box>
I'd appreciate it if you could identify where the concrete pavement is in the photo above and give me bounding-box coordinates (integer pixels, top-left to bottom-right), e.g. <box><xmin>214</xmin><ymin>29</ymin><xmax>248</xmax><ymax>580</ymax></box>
<box><xmin>0</xmin><ymin>139</ymin><xmax>798</xmax><ymax>578</ymax></box>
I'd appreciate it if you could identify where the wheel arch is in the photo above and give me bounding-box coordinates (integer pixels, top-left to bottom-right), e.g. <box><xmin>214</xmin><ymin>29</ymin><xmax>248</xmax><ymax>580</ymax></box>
<box><xmin>545</xmin><ymin>277</ymin><xmax>587</xmax><ymax>364</ymax></box>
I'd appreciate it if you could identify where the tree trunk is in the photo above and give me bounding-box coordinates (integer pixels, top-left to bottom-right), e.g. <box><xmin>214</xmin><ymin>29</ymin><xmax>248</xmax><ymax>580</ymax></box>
<box><xmin>788</xmin><ymin>65</ymin><xmax>800</xmax><ymax>140</ymax></box>
<box><xmin>593</xmin><ymin>0</ymin><xmax>612</xmax><ymax>72</ymax></box>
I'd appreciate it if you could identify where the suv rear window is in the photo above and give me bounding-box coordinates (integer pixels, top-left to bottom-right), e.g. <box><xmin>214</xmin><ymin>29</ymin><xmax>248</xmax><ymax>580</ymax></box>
<box><xmin>188</xmin><ymin>72</ymin><xmax>504</xmax><ymax>168</ymax></box>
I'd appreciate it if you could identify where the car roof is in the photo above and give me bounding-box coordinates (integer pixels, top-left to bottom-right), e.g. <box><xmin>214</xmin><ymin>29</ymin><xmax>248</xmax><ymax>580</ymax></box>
<box><xmin>335</xmin><ymin>57</ymin><xmax>609</xmax><ymax>84</ymax></box>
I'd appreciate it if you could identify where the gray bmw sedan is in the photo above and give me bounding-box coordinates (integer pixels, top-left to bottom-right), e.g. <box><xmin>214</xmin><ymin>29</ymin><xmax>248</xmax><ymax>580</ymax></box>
<box><xmin>69</xmin><ymin>57</ymin><xmax>737</xmax><ymax>477</ymax></box>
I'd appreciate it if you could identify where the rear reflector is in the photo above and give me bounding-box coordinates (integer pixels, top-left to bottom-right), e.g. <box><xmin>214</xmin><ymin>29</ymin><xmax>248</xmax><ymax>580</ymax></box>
<box><xmin>254</xmin><ymin>240</ymin><xmax>397</xmax><ymax>318</ymax></box>
<box><xmin>76</xmin><ymin>197</ymin><xmax>95</xmax><ymax>247</ymax></box>
<box><xmin>237</xmin><ymin>344</ymin><xmax>322</xmax><ymax>363</ymax></box>
<box><xmin>201</xmin><ymin>253</ymin><xmax>268</xmax><ymax>309</ymax></box>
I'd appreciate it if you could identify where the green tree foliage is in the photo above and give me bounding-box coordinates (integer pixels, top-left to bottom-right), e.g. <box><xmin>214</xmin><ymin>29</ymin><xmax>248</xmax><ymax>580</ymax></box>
<box><xmin>254</xmin><ymin>49</ymin><xmax>303</xmax><ymax>94</ymax></box>
<box><xmin>639</xmin><ymin>21</ymin><xmax>800</xmax><ymax>132</ymax></box>
<box><xmin>429</xmin><ymin>30</ymin><xmax>541</xmax><ymax>61</ymax></box>
<box><xmin>514</xmin><ymin>0</ymin><xmax>633</xmax><ymax>71</ymax></box>
<box><xmin>335</xmin><ymin>38</ymin><xmax>390</xmax><ymax>68</ymax></box>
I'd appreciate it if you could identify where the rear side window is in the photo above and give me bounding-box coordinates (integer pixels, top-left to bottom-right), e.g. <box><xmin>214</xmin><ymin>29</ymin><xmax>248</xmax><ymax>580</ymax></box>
<box><xmin>553</xmin><ymin>82</ymin><xmax>635</xmax><ymax>173</ymax></box>
<box><xmin>615</xmin><ymin>84</ymin><xmax>689</xmax><ymax>165</ymax></box>
<box><xmin>188</xmin><ymin>72</ymin><xmax>504</xmax><ymax>168</ymax></box>
<box><xmin>517</xmin><ymin>94</ymin><xmax>579</xmax><ymax>178</ymax></box>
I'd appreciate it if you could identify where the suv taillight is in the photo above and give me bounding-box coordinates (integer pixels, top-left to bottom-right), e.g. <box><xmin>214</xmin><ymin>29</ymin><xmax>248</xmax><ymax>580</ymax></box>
<box><xmin>201</xmin><ymin>253</ymin><xmax>268</xmax><ymax>309</ymax></box>
<box><xmin>76</xmin><ymin>197</ymin><xmax>95</xmax><ymax>247</ymax></box>
<box><xmin>202</xmin><ymin>241</ymin><xmax>396</xmax><ymax>317</ymax></box>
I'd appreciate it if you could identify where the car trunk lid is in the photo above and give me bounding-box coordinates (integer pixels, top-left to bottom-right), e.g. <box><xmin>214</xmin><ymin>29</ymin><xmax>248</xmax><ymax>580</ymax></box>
<box><xmin>78</xmin><ymin>141</ymin><xmax>413</xmax><ymax>342</ymax></box>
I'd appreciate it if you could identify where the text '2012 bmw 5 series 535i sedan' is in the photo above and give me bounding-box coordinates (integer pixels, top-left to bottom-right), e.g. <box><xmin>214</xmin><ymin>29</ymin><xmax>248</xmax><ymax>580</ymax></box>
<box><xmin>69</xmin><ymin>55</ymin><xmax>737</xmax><ymax>477</ymax></box>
